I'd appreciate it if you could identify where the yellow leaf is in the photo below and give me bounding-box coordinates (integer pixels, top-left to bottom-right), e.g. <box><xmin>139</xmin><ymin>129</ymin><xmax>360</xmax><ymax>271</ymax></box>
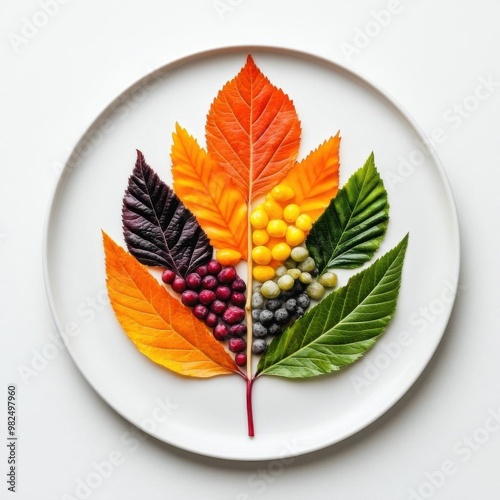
<box><xmin>103</xmin><ymin>232</ymin><xmax>238</xmax><ymax>378</ymax></box>
<box><xmin>281</xmin><ymin>134</ymin><xmax>341</xmax><ymax>221</ymax></box>
<box><xmin>171</xmin><ymin>124</ymin><xmax>248</xmax><ymax>259</ymax></box>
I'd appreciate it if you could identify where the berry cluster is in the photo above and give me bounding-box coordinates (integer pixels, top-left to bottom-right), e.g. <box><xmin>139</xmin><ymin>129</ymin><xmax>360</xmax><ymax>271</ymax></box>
<box><xmin>250</xmin><ymin>246</ymin><xmax>337</xmax><ymax>354</ymax></box>
<box><xmin>161</xmin><ymin>259</ymin><xmax>248</xmax><ymax>367</ymax></box>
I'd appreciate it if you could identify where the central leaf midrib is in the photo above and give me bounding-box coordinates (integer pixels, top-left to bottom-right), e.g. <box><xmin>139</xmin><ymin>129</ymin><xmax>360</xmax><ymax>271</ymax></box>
<box><xmin>139</xmin><ymin>169</ymin><xmax>182</xmax><ymax>276</ymax></box>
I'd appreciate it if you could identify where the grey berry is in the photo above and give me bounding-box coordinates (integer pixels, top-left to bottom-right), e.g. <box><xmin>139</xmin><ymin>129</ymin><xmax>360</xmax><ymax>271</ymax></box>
<box><xmin>259</xmin><ymin>309</ymin><xmax>274</xmax><ymax>326</ymax></box>
<box><xmin>253</xmin><ymin>322</ymin><xmax>267</xmax><ymax>338</ymax></box>
<box><xmin>274</xmin><ymin>308</ymin><xmax>290</xmax><ymax>324</ymax></box>
<box><xmin>296</xmin><ymin>294</ymin><xmax>310</xmax><ymax>309</ymax></box>
<box><xmin>295</xmin><ymin>306</ymin><xmax>305</xmax><ymax>317</ymax></box>
<box><xmin>251</xmin><ymin>292</ymin><xmax>264</xmax><ymax>309</ymax></box>
<box><xmin>268</xmin><ymin>323</ymin><xmax>282</xmax><ymax>336</ymax></box>
<box><xmin>252</xmin><ymin>339</ymin><xmax>268</xmax><ymax>354</ymax></box>
<box><xmin>266</xmin><ymin>299</ymin><xmax>282</xmax><ymax>311</ymax></box>
<box><xmin>251</xmin><ymin>308</ymin><xmax>262</xmax><ymax>321</ymax></box>
<box><xmin>285</xmin><ymin>298</ymin><xmax>297</xmax><ymax>313</ymax></box>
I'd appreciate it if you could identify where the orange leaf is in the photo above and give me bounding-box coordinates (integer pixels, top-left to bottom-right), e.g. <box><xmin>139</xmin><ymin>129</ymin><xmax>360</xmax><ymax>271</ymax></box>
<box><xmin>171</xmin><ymin>124</ymin><xmax>248</xmax><ymax>259</ymax></box>
<box><xmin>281</xmin><ymin>134</ymin><xmax>341</xmax><ymax>221</ymax></box>
<box><xmin>206</xmin><ymin>55</ymin><xmax>301</xmax><ymax>200</ymax></box>
<box><xmin>103</xmin><ymin>232</ymin><xmax>238</xmax><ymax>378</ymax></box>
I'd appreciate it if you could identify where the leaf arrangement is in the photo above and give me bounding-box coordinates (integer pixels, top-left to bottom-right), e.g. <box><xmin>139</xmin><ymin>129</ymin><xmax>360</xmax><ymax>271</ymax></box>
<box><xmin>103</xmin><ymin>55</ymin><xmax>409</xmax><ymax>437</ymax></box>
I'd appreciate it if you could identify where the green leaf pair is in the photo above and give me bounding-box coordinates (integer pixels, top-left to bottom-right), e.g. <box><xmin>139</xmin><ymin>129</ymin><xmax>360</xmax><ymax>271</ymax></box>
<box><xmin>257</xmin><ymin>154</ymin><xmax>408</xmax><ymax>379</ymax></box>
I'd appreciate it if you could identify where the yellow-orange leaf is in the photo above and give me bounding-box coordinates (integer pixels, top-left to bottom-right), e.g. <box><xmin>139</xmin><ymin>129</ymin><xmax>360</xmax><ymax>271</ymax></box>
<box><xmin>103</xmin><ymin>232</ymin><xmax>238</xmax><ymax>378</ymax></box>
<box><xmin>281</xmin><ymin>134</ymin><xmax>341</xmax><ymax>221</ymax></box>
<box><xmin>171</xmin><ymin>124</ymin><xmax>248</xmax><ymax>259</ymax></box>
<box><xmin>206</xmin><ymin>55</ymin><xmax>301</xmax><ymax>200</ymax></box>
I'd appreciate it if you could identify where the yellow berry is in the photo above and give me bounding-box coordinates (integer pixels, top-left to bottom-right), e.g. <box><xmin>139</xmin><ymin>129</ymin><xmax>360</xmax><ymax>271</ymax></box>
<box><xmin>271</xmin><ymin>242</ymin><xmax>291</xmax><ymax>261</ymax></box>
<box><xmin>271</xmin><ymin>184</ymin><xmax>295</xmax><ymax>202</ymax></box>
<box><xmin>252</xmin><ymin>246</ymin><xmax>272</xmax><ymax>265</ymax></box>
<box><xmin>252</xmin><ymin>229</ymin><xmax>269</xmax><ymax>246</ymax></box>
<box><xmin>250</xmin><ymin>209</ymin><xmax>269</xmax><ymax>229</ymax></box>
<box><xmin>285</xmin><ymin>225</ymin><xmax>306</xmax><ymax>246</ymax></box>
<box><xmin>295</xmin><ymin>214</ymin><xmax>312</xmax><ymax>231</ymax></box>
<box><xmin>253</xmin><ymin>265</ymin><xmax>275</xmax><ymax>282</ymax></box>
<box><xmin>283</xmin><ymin>204</ymin><xmax>300</xmax><ymax>223</ymax></box>
<box><xmin>263</xmin><ymin>198</ymin><xmax>283</xmax><ymax>219</ymax></box>
<box><xmin>216</xmin><ymin>248</ymin><xmax>242</xmax><ymax>266</ymax></box>
<box><xmin>266</xmin><ymin>219</ymin><xmax>288</xmax><ymax>238</ymax></box>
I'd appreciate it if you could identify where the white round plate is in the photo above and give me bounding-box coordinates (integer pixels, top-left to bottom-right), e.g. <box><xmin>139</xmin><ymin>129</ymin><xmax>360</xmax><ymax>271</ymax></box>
<box><xmin>43</xmin><ymin>46</ymin><xmax>460</xmax><ymax>461</ymax></box>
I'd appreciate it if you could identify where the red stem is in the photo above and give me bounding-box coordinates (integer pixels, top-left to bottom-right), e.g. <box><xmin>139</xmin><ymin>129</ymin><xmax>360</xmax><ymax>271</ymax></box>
<box><xmin>246</xmin><ymin>376</ymin><xmax>255</xmax><ymax>437</ymax></box>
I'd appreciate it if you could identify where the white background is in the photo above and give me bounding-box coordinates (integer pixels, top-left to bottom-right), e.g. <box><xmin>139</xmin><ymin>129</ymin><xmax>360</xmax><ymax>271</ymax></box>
<box><xmin>1</xmin><ymin>0</ymin><xmax>499</xmax><ymax>499</ymax></box>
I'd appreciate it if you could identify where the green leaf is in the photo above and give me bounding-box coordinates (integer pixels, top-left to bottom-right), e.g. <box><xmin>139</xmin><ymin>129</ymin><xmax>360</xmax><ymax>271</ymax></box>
<box><xmin>306</xmin><ymin>153</ymin><xmax>389</xmax><ymax>272</ymax></box>
<box><xmin>256</xmin><ymin>234</ymin><xmax>409</xmax><ymax>379</ymax></box>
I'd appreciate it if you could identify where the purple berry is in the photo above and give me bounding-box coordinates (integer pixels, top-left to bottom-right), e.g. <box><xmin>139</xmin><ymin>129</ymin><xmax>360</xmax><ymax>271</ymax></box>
<box><xmin>199</xmin><ymin>289</ymin><xmax>216</xmax><ymax>305</ymax></box>
<box><xmin>228</xmin><ymin>337</ymin><xmax>246</xmax><ymax>353</ymax></box>
<box><xmin>207</xmin><ymin>259</ymin><xmax>222</xmax><ymax>275</ymax></box>
<box><xmin>231</xmin><ymin>292</ymin><xmax>246</xmax><ymax>307</ymax></box>
<box><xmin>229</xmin><ymin>323</ymin><xmax>247</xmax><ymax>337</ymax></box>
<box><xmin>202</xmin><ymin>275</ymin><xmax>218</xmax><ymax>290</ymax></box>
<box><xmin>223</xmin><ymin>306</ymin><xmax>245</xmax><ymax>325</ymax></box>
<box><xmin>215</xmin><ymin>286</ymin><xmax>232</xmax><ymax>301</ymax></box>
<box><xmin>193</xmin><ymin>304</ymin><xmax>208</xmax><ymax>320</ymax></box>
<box><xmin>196</xmin><ymin>265</ymin><xmax>208</xmax><ymax>277</ymax></box>
<box><xmin>181</xmin><ymin>290</ymin><xmax>198</xmax><ymax>307</ymax></box>
<box><xmin>210</xmin><ymin>300</ymin><xmax>228</xmax><ymax>315</ymax></box>
<box><xmin>235</xmin><ymin>352</ymin><xmax>247</xmax><ymax>367</ymax></box>
<box><xmin>218</xmin><ymin>266</ymin><xmax>236</xmax><ymax>284</ymax></box>
<box><xmin>213</xmin><ymin>323</ymin><xmax>229</xmax><ymax>341</ymax></box>
<box><xmin>232</xmin><ymin>278</ymin><xmax>246</xmax><ymax>292</ymax></box>
<box><xmin>171</xmin><ymin>277</ymin><xmax>186</xmax><ymax>293</ymax></box>
<box><xmin>185</xmin><ymin>273</ymin><xmax>202</xmax><ymax>290</ymax></box>
<box><xmin>161</xmin><ymin>269</ymin><xmax>176</xmax><ymax>284</ymax></box>
<box><xmin>205</xmin><ymin>312</ymin><xmax>218</xmax><ymax>328</ymax></box>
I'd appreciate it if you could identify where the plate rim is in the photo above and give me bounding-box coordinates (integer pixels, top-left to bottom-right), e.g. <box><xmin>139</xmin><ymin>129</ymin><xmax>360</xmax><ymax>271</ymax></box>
<box><xmin>42</xmin><ymin>44</ymin><xmax>461</xmax><ymax>461</ymax></box>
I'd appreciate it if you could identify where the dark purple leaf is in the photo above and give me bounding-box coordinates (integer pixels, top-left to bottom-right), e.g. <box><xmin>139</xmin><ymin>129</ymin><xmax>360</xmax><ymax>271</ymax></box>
<box><xmin>122</xmin><ymin>150</ymin><xmax>213</xmax><ymax>276</ymax></box>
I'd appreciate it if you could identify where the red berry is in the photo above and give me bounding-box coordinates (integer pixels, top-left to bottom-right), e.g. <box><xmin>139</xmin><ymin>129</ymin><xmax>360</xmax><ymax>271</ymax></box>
<box><xmin>231</xmin><ymin>292</ymin><xmax>246</xmax><ymax>307</ymax></box>
<box><xmin>207</xmin><ymin>259</ymin><xmax>222</xmax><ymax>275</ymax></box>
<box><xmin>215</xmin><ymin>286</ymin><xmax>232</xmax><ymax>301</ymax></box>
<box><xmin>181</xmin><ymin>290</ymin><xmax>198</xmax><ymax>307</ymax></box>
<box><xmin>171</xmin><ymin>277</ymin><xmax>187</xmax><ymax>293</ymax></box>
<box><xmin>205</xmin><ymin>312</ymin><xmax>218</xmax><ymax>328</ymax></box>
<box><xmin>223</xmin><ymin>306</ymin><xmax>245</xmax><ymax>325</ymax></box>
<box><xmin>229</xmin><ymin>323</ymin><xmax>247</xmax><ymax>337</ymax></box>
<box><xmin>211</xmin><ymin>300</ymin><xmax>228</xmax><ymax>315</ymax></box>
<box><xmin>202</xmin><ymin>275</ymin><xmax>218</xmax><ymax>290</ymax></box>
<box><xmin>161</xmin><ymin>269</ymin><xmax>176</xmax><ymax>284</ymax></box>
<box><xmin>196</xmin><ymin>265</ymin><xmax>208</xmax><ymax>277</ymax></box>
<box><xmin>213</xmin><ymin>323</ymin><xmax>229</xmax><ymax>341</ymax></box>
<box><xmin>231</xmin><ymin>278</ymin><xmax>246</xmax><ymax>292</ymax></box>
<box><xmin>218</xmin><ymin>266</ymin><xmax>236</xmax><ymax>284</ymax></box>
<box><xmin>235</xmin><ymin>352</ymin><xmax>247</xmax><ymax>367</ymax></box>
<box><xmin>199</xmin><ymin>290</ymin><xmax>216</xmax><ymax>305</ymax></box>
<box><xmin>193</xmin><ymin>304</ymin><xmax>208</xmax><ymax>320</ymax></box>
<box><xmin>185</xmin><ymin>273</ymin><xmax>202</xmax><ymax>290</ymax></box>
<box><xmin>228</xmin><ymin>337</ymin><xmax>246</xmax><ymax>353</ymax></box>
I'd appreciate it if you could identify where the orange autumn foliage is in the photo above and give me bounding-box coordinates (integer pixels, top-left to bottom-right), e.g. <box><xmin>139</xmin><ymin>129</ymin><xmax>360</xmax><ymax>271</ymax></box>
<box><xmin>281</xmin><ymin>134</ymin><xmax>341</xmax><ymax>221</ymax></box>
<box><xmin>171</xmin><ymin>124</ymin><xmax>248</xmax><ymax>259</ymax></box>
<box><xmin>103</xmin><ymin>232</ymin><xmax>238</xmax><ymax>378</ymax></box>
<box><xmin>206</xmin><ymin>55</ymin><xmax>301</xmax><ymax>201</ymax></box>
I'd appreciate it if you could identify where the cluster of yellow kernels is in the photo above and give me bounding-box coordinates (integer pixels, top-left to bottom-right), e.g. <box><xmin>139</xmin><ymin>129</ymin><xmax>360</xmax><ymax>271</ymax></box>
<box><xmin>250</xmin><ymin>184</ymin><xmax>312</xmax><ymax>282</ymax></box>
